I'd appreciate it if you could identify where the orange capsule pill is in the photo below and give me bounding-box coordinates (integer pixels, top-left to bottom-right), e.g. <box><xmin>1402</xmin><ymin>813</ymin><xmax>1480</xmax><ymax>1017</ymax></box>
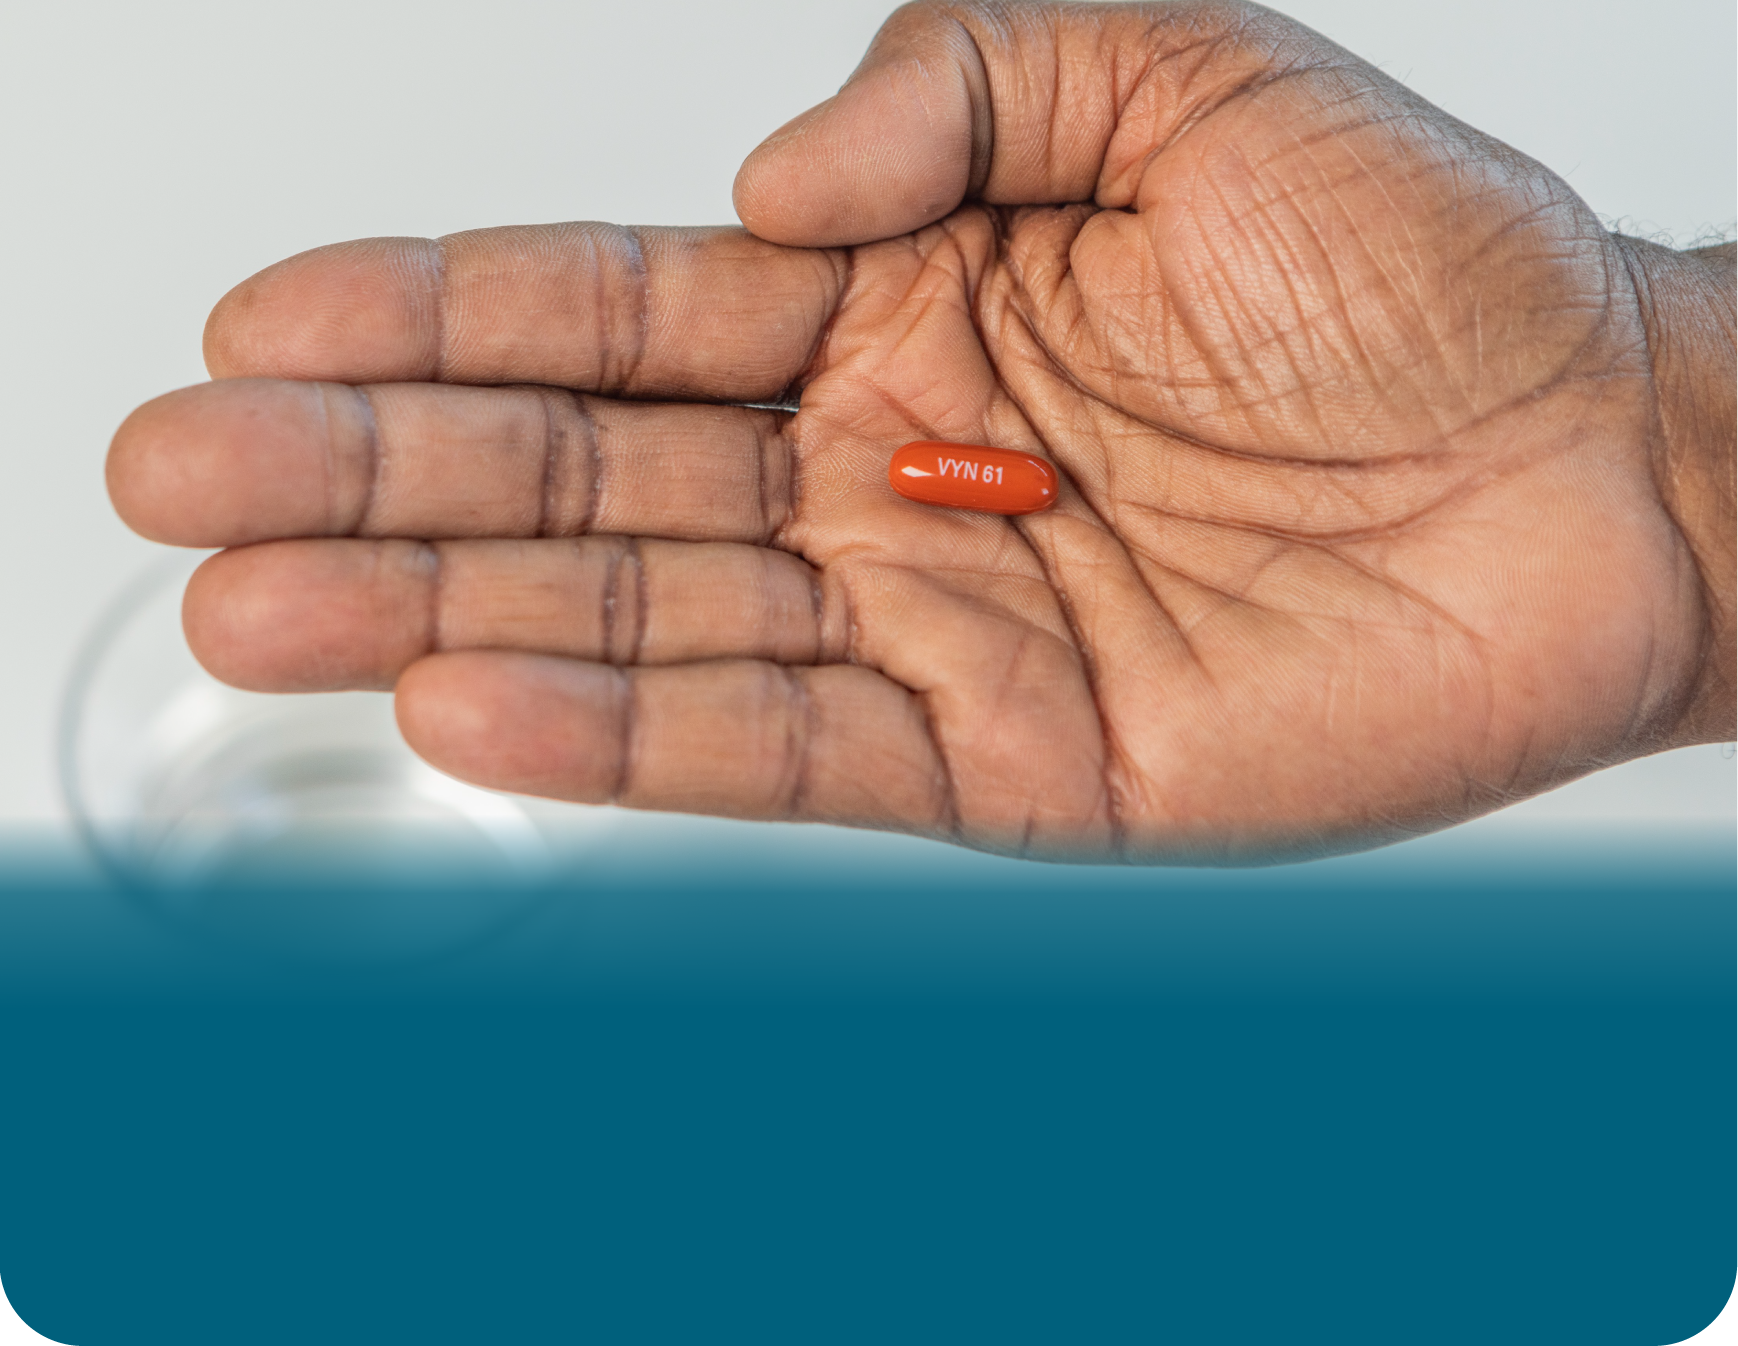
<box><xmin>888</xmin><ymin>442</ymin><xmax>1058</xmax><ymax>515</ymax></box>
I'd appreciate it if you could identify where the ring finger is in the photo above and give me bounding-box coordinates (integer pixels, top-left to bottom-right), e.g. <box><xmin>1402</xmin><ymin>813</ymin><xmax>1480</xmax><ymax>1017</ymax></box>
<box><xmin>185</xmin><ymin>535</ymin><xmax>848</xmax><ymax>692</ymax></box>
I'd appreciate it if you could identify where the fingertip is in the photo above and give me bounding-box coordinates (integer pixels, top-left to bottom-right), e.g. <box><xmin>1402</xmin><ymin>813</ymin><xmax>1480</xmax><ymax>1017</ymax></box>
<box><xmin>396</xmin><ymin>653</ymin><xmax>626</xmax><ymax>802</ymax></box>
<box><xmin>733</xmin><ymin>62</ymin><xmax>975</xmax><ymax>247</ymax></box>
<box><xmin>109</xmin><ymin>383</ymin><xmax>273</xmax><ymax>545</ymax></box>
<box><xmin>183</xmin><ymin>540</ymin><xmax>432</xmax><ymax>693</ymax></box>
<box><xmin>106</xmin><ymin>379</ymin><xmax>349</xmax><ymax>547</ymax></box>
<box><xmin>105</xmin><ymin>394</ymin><xmax>179</xmax><ymax>544</ymax></box>
<box><xmin>181</xmin><ymin>547</ymin><xmax>262</xmax><ymax>690</ymax></box>
<box><xmin>731</xmin><ymin>101</ymin><xmax>854</xmax><ymax>245</ymax></box>
<box><xmin>181</xmin><ymin>546</ymin><xmax>289</xmax><ymax>692</ymax></box>
<box><xmin>203</xmin><ymin>236</ymin><xmax>443</xmax><ymax>382</ymax></box>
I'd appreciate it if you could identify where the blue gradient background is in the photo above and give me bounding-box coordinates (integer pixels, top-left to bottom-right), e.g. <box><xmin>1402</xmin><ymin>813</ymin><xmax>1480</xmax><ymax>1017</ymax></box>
<box><xmin>0</xmin><ymin>820</ymin><xmax>1730</xmax><ymax>1344</ymax></box>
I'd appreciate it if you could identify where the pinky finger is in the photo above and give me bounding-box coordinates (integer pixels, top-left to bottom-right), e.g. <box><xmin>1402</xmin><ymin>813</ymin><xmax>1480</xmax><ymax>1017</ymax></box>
<box><xmin>395</xmin><ymin>653</ymin><xmax>955</xmax><ymax>837</ymax></box>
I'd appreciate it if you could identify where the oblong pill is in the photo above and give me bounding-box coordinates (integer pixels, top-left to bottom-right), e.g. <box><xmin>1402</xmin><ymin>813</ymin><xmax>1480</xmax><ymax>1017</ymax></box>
<box><xmin>888</xmin><ymin>442</ymin><xmax>1059</xmax><ymax>515</ymax></box>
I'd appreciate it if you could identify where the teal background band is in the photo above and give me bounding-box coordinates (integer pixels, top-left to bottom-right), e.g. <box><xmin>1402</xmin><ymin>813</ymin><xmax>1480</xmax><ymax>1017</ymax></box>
<box><xmin>0</xmin><ymin>824</ymin><xmax>1730</xmax><ymax>1344</ymax></box>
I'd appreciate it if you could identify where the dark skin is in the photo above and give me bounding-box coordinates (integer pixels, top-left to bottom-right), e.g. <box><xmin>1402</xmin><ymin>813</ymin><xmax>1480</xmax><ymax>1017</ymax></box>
<box><xmin>106</xmin><ymin>1</ymin><xmax>1735</xmax><ymax>861</ymax></box>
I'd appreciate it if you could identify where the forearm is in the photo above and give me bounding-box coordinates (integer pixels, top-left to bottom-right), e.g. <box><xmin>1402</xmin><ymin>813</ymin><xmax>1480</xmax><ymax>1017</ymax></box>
<box><xmin>1614</xmin><ymin>234</ymin><xmax>1736</xmax><ymax>745</ymax></box>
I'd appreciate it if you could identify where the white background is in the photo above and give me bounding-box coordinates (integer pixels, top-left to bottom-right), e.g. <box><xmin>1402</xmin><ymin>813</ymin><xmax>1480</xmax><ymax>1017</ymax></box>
<box><xmin>0</xmin><ymin>0</ymin><xmax>1732</xmax><ymax>832</ymax></box>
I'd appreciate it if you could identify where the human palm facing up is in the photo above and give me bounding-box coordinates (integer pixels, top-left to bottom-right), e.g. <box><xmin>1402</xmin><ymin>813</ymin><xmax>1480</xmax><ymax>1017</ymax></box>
<box><xmin>108</xmin><ymin>2</ymin><xmax>1734</xmax><ymax>860</ymax></box>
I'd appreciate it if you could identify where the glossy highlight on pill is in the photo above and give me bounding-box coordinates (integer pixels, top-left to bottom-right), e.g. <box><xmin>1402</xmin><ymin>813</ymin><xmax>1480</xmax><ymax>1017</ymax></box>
<box><xmin>888</xmin><ymin>442</ymin><xmax>1058</xmax><ymax>515</ymax></box>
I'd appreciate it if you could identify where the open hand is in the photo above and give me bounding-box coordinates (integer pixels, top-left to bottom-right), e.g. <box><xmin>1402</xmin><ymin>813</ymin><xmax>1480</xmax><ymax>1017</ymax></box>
<box><xmin>108</xmin><ymin>2</ymin><xmax>1734</xmax><ymax>859</ymax></box>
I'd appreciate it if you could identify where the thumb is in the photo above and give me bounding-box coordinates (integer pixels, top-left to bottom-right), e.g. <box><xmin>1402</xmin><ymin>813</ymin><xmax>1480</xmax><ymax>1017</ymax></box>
<box><xmin>732</xmin><ymin>2</ymin><xmax>1313</xmax><ymax>248</ymax></box>
<box><xmin>732</xmin><ymin>6</ymin><xmax>990</xmax><ymax>248</ymax></box>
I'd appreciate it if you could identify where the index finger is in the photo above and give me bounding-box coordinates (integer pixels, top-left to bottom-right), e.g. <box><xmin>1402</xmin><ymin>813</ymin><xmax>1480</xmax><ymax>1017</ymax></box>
<box><xmin>204</xmin><ymin>224</ymin><xmax>848</xmax><ymax>401</ymax></box>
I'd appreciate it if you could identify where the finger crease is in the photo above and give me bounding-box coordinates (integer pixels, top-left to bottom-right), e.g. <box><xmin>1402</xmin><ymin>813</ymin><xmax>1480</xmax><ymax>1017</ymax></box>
<box><xmin>839</xmin><ymin>571</ymin><xmax>861</xmax><ymax>665</ymax></box>
<box><xmin>535</xmin><ymin>391</ymin><xmax>558</xmax><ymax>539</ymax></box>
<box><xmin>780</xmin><ymin>425</ymin><xmax>800</xmax><ymax>536</ymax></box>
<box><xmin>627</xmin><ymin>537</ymin><xmax>648</xmax><ymax>664</ymax></box>
<box><xmin>1022</xmin><ymin>544</ymin><xmax>1130</xmax><ymax>858</ymax></box>
<box><xmin>779</xmin><ymin>667</ymin><xmax>817</xmax><ymax>819</ymax></box>
<box><xmin>805</xmin><ymin>249</ymin><xmax>857</xmax><ymax>383</ymax></box>
<box><xmin>951</xmin><ymin>18</ymin><xmax>996</xmax><ymax>197</ymax></box>
<box><xmin>423</xmin><ymin>541</ymin><xmax>447</xmax><ymax>654</ymax></box>
<box><xmin>609</xmin><ymin>667</ymin><xmax>636</xmax><ymax>805</ymax></box>
<box><xmin>782</xmin><ymin>418</ymin><xmax>804</xmax><ymax>524</ymax></box>
<box><xmin>601</xmin><ymin>538</ymin><xmax>626</xmax><ymax>663</ymax></box>
<box><xmin>752</xmin><ymin>419</ymin><xmax>770</xmax><ymax>541</ymax></box>
<box><xmin>314</xmin><ymin>383</ymin><xmax>341</xmax><ymax>534</ymax></box>
<box><xmin>571</xmin><ymin>392</ymin><xmax>603</xmax><ymax>535</ymax></box>
<box><xmin>619</xmin><ymin>227</ymin><xmax>651</xmax><ymax>396</ymax></box>
<box><xmin>351</xmin><ymin>386</ymin><xmax>383</xmax><ymax>535</ymax></box>
<box><xmin>916</xmin><ymin>691</ymin><xmax>962</xmax><ymax>839</ymax></box>
<box><xmin>807</xmin><ymin>568</ymin><xmax>825</xmax><ymax>664</ymax></box>
<box><xmin>428</xmin><ymin>235</ymin><xmax>452</xmax><ymax>383</ymax></box>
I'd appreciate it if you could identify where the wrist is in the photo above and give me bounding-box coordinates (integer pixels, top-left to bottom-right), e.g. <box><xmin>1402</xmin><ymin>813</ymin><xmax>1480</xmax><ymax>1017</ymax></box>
<box><xmin>1613</xmin><ymin>234</ymin><xmax>1736</xmax><ymax>746</ymax></box>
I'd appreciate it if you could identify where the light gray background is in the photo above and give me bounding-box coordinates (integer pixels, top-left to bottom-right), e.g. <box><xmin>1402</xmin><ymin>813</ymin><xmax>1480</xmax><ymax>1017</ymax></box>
<box><xmin>0</xmin><ymin>0</ymin><xmax>1732</xmax><ymax>835</ymax></box>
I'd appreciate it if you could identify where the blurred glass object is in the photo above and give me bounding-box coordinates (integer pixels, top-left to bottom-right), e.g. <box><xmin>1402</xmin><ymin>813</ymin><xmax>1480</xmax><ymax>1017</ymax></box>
<box><xmin>59</xmin><ymin>549</ymin><xmax>603</xmax><ymax>960</ymax></box>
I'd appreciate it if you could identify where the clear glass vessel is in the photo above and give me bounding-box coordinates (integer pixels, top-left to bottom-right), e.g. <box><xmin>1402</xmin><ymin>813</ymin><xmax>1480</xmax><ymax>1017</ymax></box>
<box><xmin>59</xmin><ymin>549</ymin><xmax>607</xmax><ymax>961</ymax></box>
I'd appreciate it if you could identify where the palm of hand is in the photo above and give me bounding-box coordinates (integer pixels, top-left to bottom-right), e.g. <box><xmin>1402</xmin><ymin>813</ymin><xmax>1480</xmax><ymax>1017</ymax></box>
<box><xmin>781</xmin><ymin>83</ymin><xmax>1692</xmax><ymax>855</ymax></box>
<box><xmin>108</xmin><ymin>8</ymin><xmax>1706</xmax><ymax>860</ymax></box>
